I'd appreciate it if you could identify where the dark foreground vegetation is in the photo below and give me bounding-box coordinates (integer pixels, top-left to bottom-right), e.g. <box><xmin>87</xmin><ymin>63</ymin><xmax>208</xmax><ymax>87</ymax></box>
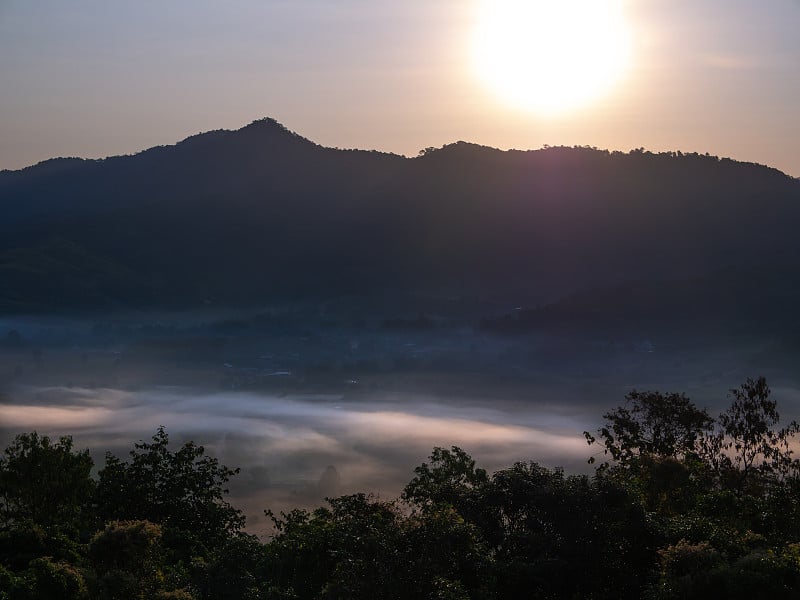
<box><xmin>2</xmin><ymin>377</ymin><xmax>800</xmax><ymax>599</ymax></box>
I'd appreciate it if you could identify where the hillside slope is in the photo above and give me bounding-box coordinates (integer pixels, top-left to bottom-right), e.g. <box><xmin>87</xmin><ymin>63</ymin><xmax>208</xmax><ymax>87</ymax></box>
<box><xmin>1</xmin><ymin>118</ymin><xmax>798</xmax><ymax>313</ymax></box>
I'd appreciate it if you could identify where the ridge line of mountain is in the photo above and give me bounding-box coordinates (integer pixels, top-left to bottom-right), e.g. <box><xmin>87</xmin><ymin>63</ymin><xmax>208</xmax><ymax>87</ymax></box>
<box><xmin>1</xmin><ymin>117</ymin><xmax>798</xmax><ymax>315</ymax></box>
<box><xmin>1</xmin><ymin>117</ymin><xmax>796</xmax><ymax>181</ymax></box>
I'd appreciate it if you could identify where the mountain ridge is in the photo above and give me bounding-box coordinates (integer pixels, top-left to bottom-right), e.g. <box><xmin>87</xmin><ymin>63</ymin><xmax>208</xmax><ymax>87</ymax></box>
<box><xmin>3</xmin><ymin>118</ymin><xmax>795</xmax><ymax>180</ymax></box>
<box><xmin>1</xmin><ymin>118</ymin><xmax>798</xmax><ymax>317</ymax></box>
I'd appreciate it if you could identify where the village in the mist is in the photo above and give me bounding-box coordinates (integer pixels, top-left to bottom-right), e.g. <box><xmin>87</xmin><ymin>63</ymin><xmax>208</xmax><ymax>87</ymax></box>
<box><xmin>3</xmin><ymin>289</ymin><xmax>800</xmax><ymax>528</ymax></box>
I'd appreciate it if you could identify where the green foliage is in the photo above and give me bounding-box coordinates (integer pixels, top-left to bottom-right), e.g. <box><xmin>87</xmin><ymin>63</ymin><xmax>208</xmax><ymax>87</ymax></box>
<box><xmin>2</xmin><ymin>379</ymin><xmax>800</xmax><ymax>598</ymax></box>
<box><xmin>402</xmin><ymin>446</ymin><xmax>488</xmax><ymax>515</ymax></box>
<box><xmin>96</xmin><ymin>427</ymin><xmax>244</xmax><ymax>557</ymax></box>
<box><xmin>401</xmin><ymin>504</ymin><xmax>494</xmax><ymax>599</ymax></box>
<box><xmin>21</xmin><ymin>557</ymin><xmax>88</xmax><ymax>600</ymax></box>
<box><xmin>266</xmin><ymin>492</ymin><xmax>494</xmax><ymax>600</ymax></box>
<box><xmin>430</xmin><ymin>576</ymin><xmax>469</xmax><ymax>600</ymax></box>
<box><xmin>89</xmin><ymin>520</ymin><xmax>163</xmax><ymax>574</ymax></box>
<box><xmin>479</xmin><ymin>462</ymin><xmax>652</xmax><ymax>599</ymax></box>
<box><xmin>648</xmin><ymin>539</ymin><xmax>800</xmax><ymax>600</ymax></box>
<box><xmin>0</xmin><ymin>432</ymin><xmax>94</xmax><ymax>532</ymax></box>
<box><xmin>0</xmin><ymin>563</ymin><xmax>17</xmax><ymax>599</ymax></box>
<box><xmin>649</xmin><ymin>539</ymin><xmax>723</xmax><ymax>598</ymax></box>
<box><xmin>154</xmin><ymin>589</ymin><xmax>197</xmax><ymax>600</ymax></box>
<box><xmin>266</xmin><ymin>494</ymin><xmax>404</xmax><ymax>599</ymax></box>
<box><xmin>88</xmin><ymin>519</ymin><xmax>194</xmax><ymax>600</ymax></box>
<box><xmin>754</xmin><ymin>475</ymin><xmax>800</xmax><ymax>543</ymax></box>
<box><xmin>0</xmin><ymin>525</ymin><xmax>49</xmax><ymax>571</ymax></box>
<box><xmin>587</xmin><ymin>378</ymin><xmax>800</xmax><ymax>597</ymax></box>
<box><xmin>585</xmin><ymin>390</ymin><xmax>713</xmax><ymax>466</ymax></box>
<box><xmin>703</xmin><ymin>376</ymin><xmax>800</xmax><ymax>492</ymax></box>
<box><xmin>588</xmin><ymin>377</ymin><xmax>800</xmax><ymax>518</ymax></box>
<box><xmin>190</xmin><ymin>533</ymin><xmax>267</xmax><ymax>600</ymax></box>
<box><xmin>88</xmin><ymin>520</ymin><xmax>163</xmax><ymax>599</ymax></box>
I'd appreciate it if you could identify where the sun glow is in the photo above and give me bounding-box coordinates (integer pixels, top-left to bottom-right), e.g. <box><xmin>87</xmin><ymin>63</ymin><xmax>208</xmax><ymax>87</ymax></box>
<box><xmin>473</xmin><ymin>0</ymin><xmax>632</xmax><ymax>115</ymax></box>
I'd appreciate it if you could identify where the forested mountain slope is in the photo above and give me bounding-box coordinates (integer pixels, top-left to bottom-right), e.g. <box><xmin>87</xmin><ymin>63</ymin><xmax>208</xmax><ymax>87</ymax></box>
<box><xmin>1</xmin><ymin>118</ymin><xmax>798</xmax><ymax>313</ymax></box>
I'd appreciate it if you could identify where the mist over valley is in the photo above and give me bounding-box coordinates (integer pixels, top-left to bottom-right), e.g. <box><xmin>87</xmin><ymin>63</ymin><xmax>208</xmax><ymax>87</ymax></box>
<box><xmin>2</xmin><ymin>119</ymin><xmax>800</xmax><ymax>529</ymax></box>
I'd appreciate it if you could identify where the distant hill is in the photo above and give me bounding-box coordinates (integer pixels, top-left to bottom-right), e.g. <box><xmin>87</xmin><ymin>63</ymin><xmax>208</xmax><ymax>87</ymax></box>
<box><xmin>481</xmin><ymin>265</ymin><xmax>800</xmax><ymax>338</ymax></box>
<box><xmin>1</xmin><ymin>118</ymin><xmax>799</xmax><ymax>316</ymax></box>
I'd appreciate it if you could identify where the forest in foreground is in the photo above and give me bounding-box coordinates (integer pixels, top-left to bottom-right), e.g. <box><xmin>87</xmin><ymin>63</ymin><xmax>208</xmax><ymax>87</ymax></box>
<box><xmin>2</xmin><ymin>377</ymin><xmax>800</xmax><ymax>599</ymax></box>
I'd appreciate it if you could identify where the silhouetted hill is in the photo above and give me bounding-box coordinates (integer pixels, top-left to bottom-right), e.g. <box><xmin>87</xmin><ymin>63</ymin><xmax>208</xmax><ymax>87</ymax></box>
<box><xmin>482</xmin><ymin>266</ymin><xmax>800</xmax><ymax>338</ymax></box>
<box><xmin>1</xmin><ymin>118</ymin><xmax>799</xmax><ymax>316</ymax></box>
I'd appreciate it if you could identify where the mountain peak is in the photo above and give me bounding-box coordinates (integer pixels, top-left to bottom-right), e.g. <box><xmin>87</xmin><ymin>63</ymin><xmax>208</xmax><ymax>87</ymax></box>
<box><xmin>172</xmin><ymin>118</ymin><xmax>314</xmax><ymax>152</ymax></box>
<box><xmin>2</xmin><ymin>121</ymin><xmax>800</xmax><ymax>313</ymax></box>
<box><xmin>240</xmin><ymin>117</ymin><xmax>285</xmax><ymax>131</ymax></box>
<box><xmin>236</xmin><ymin>118</ymin><xmax>313</xmax><ymax>143</ymax></box>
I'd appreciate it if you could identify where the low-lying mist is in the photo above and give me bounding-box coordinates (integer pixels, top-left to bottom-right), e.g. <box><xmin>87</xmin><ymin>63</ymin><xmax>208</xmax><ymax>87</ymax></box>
<box><xmin>0</xmin><ymin>385</ymin><xmax>598</xmax><ymax>531</ymax></box>
<box><xmin>2</xmin><ymin>310</ymin><xmax>800</xmax><ymax>534</ymax></box>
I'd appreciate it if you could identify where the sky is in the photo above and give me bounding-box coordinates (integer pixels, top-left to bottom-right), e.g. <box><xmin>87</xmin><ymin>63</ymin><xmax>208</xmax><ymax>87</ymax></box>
<box><xmin>1</xmin><ymin>0</ymin><xmax>799</xmax><ymax>176</ymax></box>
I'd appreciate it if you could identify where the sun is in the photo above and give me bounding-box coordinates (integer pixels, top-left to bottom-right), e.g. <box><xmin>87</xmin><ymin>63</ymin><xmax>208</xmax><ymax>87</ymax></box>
<box><xmin>472</xmin><ymin>0</ymin><xmax>632</xmax><ymax>115</ymax></box>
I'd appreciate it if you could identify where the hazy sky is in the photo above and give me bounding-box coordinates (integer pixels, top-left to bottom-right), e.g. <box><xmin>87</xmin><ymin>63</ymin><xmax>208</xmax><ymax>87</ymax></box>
<box><xmin>1</xmin><ymin>0</ymin><xmax>799</xmax><ymax>176</ymax></box>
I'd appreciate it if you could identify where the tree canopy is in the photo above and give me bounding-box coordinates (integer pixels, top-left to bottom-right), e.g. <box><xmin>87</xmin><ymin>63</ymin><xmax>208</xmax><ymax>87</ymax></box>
<box><xmin>0</xmin><ymin>432</ymin><xmax>94</xmax><ymax>532</ymax></box>
<box><xmin>3</xmin><ymin>377</ymin><xmax>800</xmax><ymax>599</ymax></box>
<box><xmin>95</xmin><ymin>426</ymin><xmax>244</xmax><ymax>557</ymax></box>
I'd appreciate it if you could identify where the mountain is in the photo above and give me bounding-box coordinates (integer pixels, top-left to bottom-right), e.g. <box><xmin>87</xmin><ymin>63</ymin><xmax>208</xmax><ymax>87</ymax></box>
<box><xmin>1</xmin><ymin>118</ymin><xmax>799</xmax><ymax>316</ymax></box>
<box><xmin>482</xmin><ymin>265</ymin><xmax>800</xmax><ymax>339</ymax></box>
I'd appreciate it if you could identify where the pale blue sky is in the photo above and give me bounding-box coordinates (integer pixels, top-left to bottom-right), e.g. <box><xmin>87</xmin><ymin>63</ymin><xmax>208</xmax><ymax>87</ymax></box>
<box><xmin>1</xmin><ymin>0</ymin><xmax>799</xmax><ymax>175</ymax></box>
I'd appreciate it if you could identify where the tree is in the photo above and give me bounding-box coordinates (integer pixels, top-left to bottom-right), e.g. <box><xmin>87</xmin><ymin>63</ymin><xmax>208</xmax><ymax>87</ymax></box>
<box><xmin>265</xmin><ymin>494</ymin><xmax>404</xmax><ymax>600</ymax></box>
<box><xmin>17</xmin><ymin>557</ymin><xmax>88</xmax><ymax>600</ymax></box>
<box><xmin>479</xmin><ymin>462</ymin><xmax>651</xmax><ymax>599</ymax></box>
<box><xmin>703</xmin><ymin>376</ymin><xmax>800</xmax><ymax>493</ymax></box>
<box><xmin>583</xmin><ymin>378</ymin><xmax>800</xmax><ymax>597</ymax></box>
<box><xmin>402</xmin><ymin>446</ymin><xmax>488</xmax><ymax>516</ymax></box>
<box><xmin>400</xmin><ymin>504</ymin><xmax>493</xmax><ymax>600</ymax></box>
<box><xmin>0</xmin><ymin>432</ymin><xmax>94</xmax><ymax>532</ymax></box>
<box><xmin>649</xmin><ymin>538</ymin><xmax>800</xmax><ymax>600</ymax></box>
<box><xmin>95</xmin><ymin>427</ymin><xmax>244</xmax><ymax>556</ymax></box>
<box><xmin>190</xmin><ymin>532</ymin><xmax>268</xmax><ymax>600</ymax></box>
<box><xmin>585</xmin><ymin>390</ymin><xmax>713</xmax><ymax>467</ymax></box>
<box><xmin>88</xmin><ymin>520</ymin><xmax>194</xmax><ymax>600</ymax></box>
<box><xmin>583</xmin><ymin>391</ymin><xmax>717</xmax><ymax>517</ymax></box>
<box><xmin>265</xmin><ymin>491</ymin><xmax>493</xmax><ymax>600</ymax></box>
